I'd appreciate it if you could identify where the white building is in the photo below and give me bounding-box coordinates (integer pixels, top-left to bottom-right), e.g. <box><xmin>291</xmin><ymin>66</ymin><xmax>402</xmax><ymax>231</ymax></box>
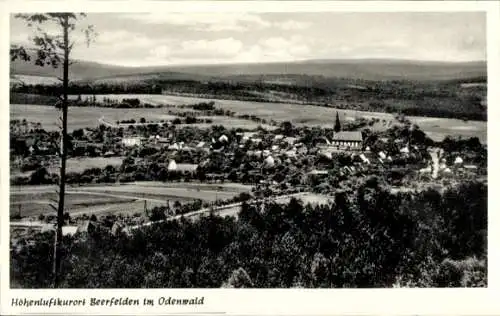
<box><xmin>454</xmin><ymin>156</ymin><xmax>464</xmax><ymax>165</ymax></box>
<box><xmin>62</xmin><ymin>226</ymin><xmax>79</xmax><ymax>237</ymax></box>
<box><xmin>219</xmin><ymin>134</ymin><xmax>229</xmax><ymax>143</ymax></box>
<box><xmin>359</xmin><ymin>154</ymin><xmax>370</xmax><ymax>164</ymax></box>
<box><xmin>264</xmin><ymin>156</ymin><xmax>275</xmax><ymax>167</ymax></box>
<box><xmin>168</xmin><ymin>143</ymin><xmax>180</xmax><ymax>150</ymax></box>
<box><xmin>122</xmin><ymin>137</ymin><xmax>142</xmax><ymax>147</ymax></box>
<box><xmin>284</xmin><ymin>137</ymin><xmax>298</xmax><ymax>145</ymax></box>
<box><xmin>167</xmin><ymin>160</ymin><xmax>177</xmax><ymax>171</ymax></box>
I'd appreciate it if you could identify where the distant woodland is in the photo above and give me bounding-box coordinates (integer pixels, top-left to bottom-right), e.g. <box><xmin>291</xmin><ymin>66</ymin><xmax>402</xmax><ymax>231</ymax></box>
<box><xmin>10</xmin><ymin>75</ymin><xmax>487</xmax><ymax>121</ymax></box>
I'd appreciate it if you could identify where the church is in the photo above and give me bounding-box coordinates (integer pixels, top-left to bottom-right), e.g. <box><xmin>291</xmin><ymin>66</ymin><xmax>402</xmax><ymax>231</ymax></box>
<box><xmin>330</xmin><ymin>131</ymin><xmax>363</xmax><ymax>150</ymax></box>
<box><xmin>317</xmin><ymin>112</ymin><xmax>364</xmax><ymax>151</ymax></box>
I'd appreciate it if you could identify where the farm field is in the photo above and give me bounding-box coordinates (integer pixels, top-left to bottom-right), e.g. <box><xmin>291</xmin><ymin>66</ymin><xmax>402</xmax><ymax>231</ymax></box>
<box><xmin>10</xmin><ymin>103</ymin><xmax>270</xmax><ymax>131</ymax></box>
<box><xmin>10</xmin><ymin>104</ymin><xmax>180</xmax><ymax>131</ymax></box>
<box><xmin>10</xmin><ymin>182</ymin><xmax>252</xmax><ymax>218</ymax></box>
<box><xmin>76</xmin><ymin>94</ymin><xmax>487</xmax><ymax>143</ymax></box>
<box><xmin>74</xmin><ymin>94</ymin><xmax>209</xmax><ymax>106</ymax></box>
<box><xmin>10</xmin><ymin>75</ymin><xmax>60</xmax><ymax>86</ymax></box>
<box><xmin>78</xmin><ymin>184</ymin><xmax>242</xmax><ymax>201</ymax></box>
<box><xmin>10</xmin><ymin>190</ymin><xmax>137</xmax><ymax>217</ymax></box>
<box><xmin>178</xmin><ymin>121</ymin><xmax>273</xmax><ymax>130</ymax></box>
<box><xmin>10</xmin><ymin>157</ymin><xmax>124</xmax><ymax>178</ymax></box>
<box><xmin>47</xmin><ymin>157</ymin><xmax>123</xmax><ymax>174</ymax></box>
<box><xmin>132</xmin><ymin>181</ymin><xmax>252</xmax><ymax>193</ymax></box>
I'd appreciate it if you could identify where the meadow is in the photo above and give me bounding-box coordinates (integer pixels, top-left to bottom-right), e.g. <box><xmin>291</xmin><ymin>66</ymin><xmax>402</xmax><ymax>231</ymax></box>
<box><xmin>47</xmin><ymin>157</ymin><xmax>123</xmax><ymax>174</ymax></box>
<box><xmin>11</xmin><ymin>93</ymin><xmax>486</xmax><ymax>142</ymax></box>
<box><xmin>11</xmin><ymin>157</ymin><xmax>124</xmax><ymax>178</ymax></box>
<box><xmin>10</xmin><ymin>182</ymin><xmax>252</xmax><ymax>218</ymax></box>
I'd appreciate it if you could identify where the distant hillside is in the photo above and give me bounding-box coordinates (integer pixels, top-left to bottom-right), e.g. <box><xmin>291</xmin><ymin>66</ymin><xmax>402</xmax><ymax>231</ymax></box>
<box><xmin>10</xmin><ymin>57</ymin><xmax>487</xmax><ymax>82</ymax></box>
<box><xmin>166</xmin><ymin>59</ymin><xmax>487</xmax><ymax>82</ymax></box>
<box><xmin>11</xmin><ymin>59</ymin><xmax>153</xmax><ymax>81</ymax></box>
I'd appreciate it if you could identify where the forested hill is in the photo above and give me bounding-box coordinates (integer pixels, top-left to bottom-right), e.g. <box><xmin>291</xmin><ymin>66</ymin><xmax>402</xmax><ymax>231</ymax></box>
<box><xmin>10</xmin><ymin>57</ymin><xmax>486</xmax><ymax>82</ymax></box>
<box><xmin>10</xmin><ymin>57</ymin><xmax>487</xmax><ymax>121</ymax></box>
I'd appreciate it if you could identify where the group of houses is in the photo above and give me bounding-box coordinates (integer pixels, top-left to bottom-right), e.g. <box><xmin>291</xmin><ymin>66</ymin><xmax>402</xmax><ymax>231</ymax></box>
<box><xmin>121</xmin><ymin>135</ymin><xmax>212</xmax><ymax>152</ymax></box>
<box><xmin>418</xmin><ymin>148</ymin><xmax>478</xmax><ymax>179</ymax></box>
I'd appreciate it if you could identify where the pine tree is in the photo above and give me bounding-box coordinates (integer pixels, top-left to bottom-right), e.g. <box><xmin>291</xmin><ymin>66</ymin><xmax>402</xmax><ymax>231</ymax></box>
<box><xmin>11</xmin><ymin>13</ymin><xmax>96</xmax><ymax>288</ymax></box>
<box><xmin>334</xmin><ymin>112</ymin><xmax>341</xmax><ymax>133</ymax></box>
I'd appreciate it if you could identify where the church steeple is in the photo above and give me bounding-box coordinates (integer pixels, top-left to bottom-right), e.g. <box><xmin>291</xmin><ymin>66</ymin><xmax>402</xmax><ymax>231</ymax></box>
<box><xmin>334</xmin><ymin>112</ymin><xmax>341</xmax><ymax>133</ymax></box>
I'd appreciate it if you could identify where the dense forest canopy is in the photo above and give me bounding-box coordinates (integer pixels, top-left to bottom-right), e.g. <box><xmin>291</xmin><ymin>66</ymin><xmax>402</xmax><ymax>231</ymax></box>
<box><xmin>11</xmin><ymin>179</ymin><xmax>487</xmax><ymax>288</ymax></box>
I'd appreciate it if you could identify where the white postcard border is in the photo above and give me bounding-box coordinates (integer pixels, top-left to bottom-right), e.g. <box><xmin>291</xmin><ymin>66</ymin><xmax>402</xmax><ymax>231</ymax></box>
<box><xmin>1</xmin><ymin>1</ymin><xmax>499</xmax><ymax>315</ymax></box>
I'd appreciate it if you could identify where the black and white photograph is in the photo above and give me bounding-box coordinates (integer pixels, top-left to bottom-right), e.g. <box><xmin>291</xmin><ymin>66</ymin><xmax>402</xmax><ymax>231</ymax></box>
<box><xmin>6</xmin><ymin>4</ymin><xmax>490</xmax><ymax>292</ymax></box>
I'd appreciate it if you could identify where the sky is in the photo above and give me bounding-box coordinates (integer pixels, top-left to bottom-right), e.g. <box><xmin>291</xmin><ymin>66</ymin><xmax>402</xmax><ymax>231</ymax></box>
<box><xmin>10</xmin><ymin>12</ymin><xmax>486</xmax><ymax>67</ymax></box>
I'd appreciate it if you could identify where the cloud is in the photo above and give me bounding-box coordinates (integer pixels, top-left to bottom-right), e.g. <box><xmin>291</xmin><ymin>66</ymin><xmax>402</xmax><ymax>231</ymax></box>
<box><xmin>96</xmin><ymin>30</ymin><xmax>132</xmax><ymax>43</ymax></box>
<box><xmin>122</xmin><ymin>13</ymin><xmax>271</xmax><ymax>32</ymax></box>
<box><xmin>10</xmin><ymin>32</ymin><xmax>31</xmax><ymax>45</ymax></box>
<box><xmin>149</xmin><ymin>45</ymin><xmax>172</xmax><ymax>60</ymax></box>
<box><xmin>95</xmin><ymin>30</ymin><xmax>156</xmax><ymax>49</ymax></box>
<box><xmin>234</xmin><ymin>36</ymin><xmax>311</xmax><ymax>64</ymax></box>
<box><xmin>147</xmin><ymin>37</ymin><xmax>244</xmax><ymax>64</ymax></box>
<box><xmin>11</xmin><ymin>12</ymin><xmax>484</xmax><ymax>66</ymax></box>
<box><xmin>144</xmin><ymin>35</ymin><xmax>312</xmax><ymax>65</ymax></box>
<box><xmin>275</xmin><ymin>20</ymin><xmax>311</xmax><ymax>30</ymax></box>
<box><xmin>260</xmin><ymin>36</ymin><xmax>311</xmax><ymax>57</ymax></box>
<box><xmin>261</xmin><ymin>37</ymin><xmax>289</xmax><ymax>49</ymax></box>
<box><xmin>179</xmin><ymin>38</ymin><xmax>243</xmax><ymax>57</ymax></box>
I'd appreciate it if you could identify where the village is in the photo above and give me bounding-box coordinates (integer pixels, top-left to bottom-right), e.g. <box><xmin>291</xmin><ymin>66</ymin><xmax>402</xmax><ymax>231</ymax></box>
<box><xmin>9</xmin><ymin>101</ymin><xmax>486</xmax><ymax>249</ymax></box>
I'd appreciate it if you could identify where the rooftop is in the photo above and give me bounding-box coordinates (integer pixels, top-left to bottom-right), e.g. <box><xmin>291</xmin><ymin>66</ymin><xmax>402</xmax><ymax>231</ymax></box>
<box><xmin>332</xmin><ymin>131</ymin><xmax>363</xmax><ymax>142</ymax></box>
<box><xmin>176</xmin><ymin>163</ymin><xmax>199</xmax><ymax>172</ymax></box>
<box><xmin>308</xmin><ymin>169</ymin><xmax>329</xmax><ymax>175</ymax></box>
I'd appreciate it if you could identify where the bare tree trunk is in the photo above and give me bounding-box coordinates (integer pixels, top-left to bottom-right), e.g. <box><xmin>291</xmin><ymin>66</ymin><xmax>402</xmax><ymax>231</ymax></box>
<box><xmin>53</xmin><ymin>15</ymin><xmax>69</xmax><ymax>288</ymax></box>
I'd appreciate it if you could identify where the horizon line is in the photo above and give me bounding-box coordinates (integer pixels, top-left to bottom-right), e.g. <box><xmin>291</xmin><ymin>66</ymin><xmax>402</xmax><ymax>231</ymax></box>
<box><xmin>74</xmin><ymin>57</ymin><xmax>488</xmax><ymax>69</ymax></box>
